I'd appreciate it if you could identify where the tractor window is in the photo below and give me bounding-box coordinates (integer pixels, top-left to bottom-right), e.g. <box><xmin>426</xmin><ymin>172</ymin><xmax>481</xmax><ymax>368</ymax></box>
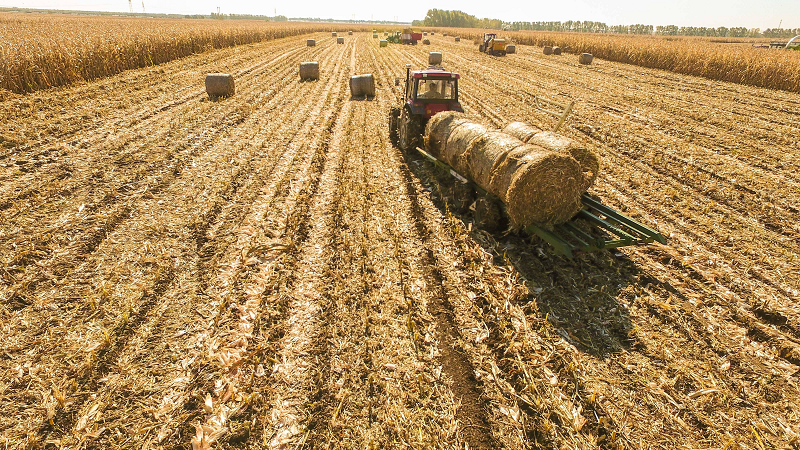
<box><xmin>415</xmin><ymin>79</ymin><xmax>456</xmax><ymax>100</ymax></box>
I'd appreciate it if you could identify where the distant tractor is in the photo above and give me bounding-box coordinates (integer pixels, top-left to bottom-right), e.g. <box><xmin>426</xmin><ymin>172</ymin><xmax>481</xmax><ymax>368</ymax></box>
<box><xmin>389</xmin><ymin>64</ymin><xmax>463</xmax><ymax>151</ymax></box>
<box><xmin>401</xmin><ymin>28</ymin><xmax>423</xmax><ymax>45</ymax></box>
<box><xmin>478</xmin><ymin>33</ymin><xmax>507</xmax><ymax>56</ymax></box>
<box><xmin>386</xmin><ymin>31</ymin><xmax>402</xmax><ymax>44</ymax></box>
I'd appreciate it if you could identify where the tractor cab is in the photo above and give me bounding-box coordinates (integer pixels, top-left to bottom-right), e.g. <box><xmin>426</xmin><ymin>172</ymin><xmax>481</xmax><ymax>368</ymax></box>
<box><xmin>389</xmin><ymin>65</ymin><xmax>464</xmax><ymax>151</ymax></box>
<box><xmin>405</xmin><ymin>68</ymin><xmax>462</xmax><ymax>119</ymax></box>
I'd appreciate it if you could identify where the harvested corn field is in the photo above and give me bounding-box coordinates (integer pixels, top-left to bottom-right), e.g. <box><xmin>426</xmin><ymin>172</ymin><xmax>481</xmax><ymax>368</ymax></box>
<box><xmin>1</xmin><ymin>28</ymin><xmax>799</xmax><ymax>450</ymax></box>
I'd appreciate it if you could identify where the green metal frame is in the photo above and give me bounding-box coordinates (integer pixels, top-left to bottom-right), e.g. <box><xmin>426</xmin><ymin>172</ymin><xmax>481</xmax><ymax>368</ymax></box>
<box><xmin>413</xmin><ymin>147</ymin><xmax>667</xmax><ymax>257</ymax></box>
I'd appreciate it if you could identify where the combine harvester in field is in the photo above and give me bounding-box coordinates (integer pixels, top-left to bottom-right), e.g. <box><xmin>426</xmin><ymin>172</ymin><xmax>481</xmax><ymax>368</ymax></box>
<box><xmin>389</xmin><ymin>59</ymin><xmax>665</xmax><ymax>256</ymax></box>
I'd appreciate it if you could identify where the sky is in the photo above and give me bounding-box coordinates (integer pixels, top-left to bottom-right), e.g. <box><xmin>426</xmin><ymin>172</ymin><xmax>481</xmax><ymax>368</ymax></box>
<box><xmin>2</xmin><ymin>0</ymin><xmax>799</xmax><ymax>30</ymax></box>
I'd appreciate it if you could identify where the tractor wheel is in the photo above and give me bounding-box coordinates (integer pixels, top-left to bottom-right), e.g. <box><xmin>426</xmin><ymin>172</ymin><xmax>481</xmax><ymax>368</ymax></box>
<box><xmin>473</xmin><ymin>196</ymin><xmax>502</xmax><ymax>232</ymax></box>
<box><xmin>388</xmin><ymin>107</ymin><xmax>400</xmax><ymax>147</ymax></box>
<box><xmin>398</xmin><ymin>107</ymin><xmax>421</xmax><ymax>152</ymax></box>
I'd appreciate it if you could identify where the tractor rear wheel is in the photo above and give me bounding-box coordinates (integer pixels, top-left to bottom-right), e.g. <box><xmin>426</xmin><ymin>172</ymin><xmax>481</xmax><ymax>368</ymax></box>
<box><xmin>398</xmin><ymin>107</ymin><xmax>421</xmax><ymax>152</ymax></box>
<box><xmin>388</xmin><ymin>107</ymin><xmax>400</xmax><ymax>146</ymax></box>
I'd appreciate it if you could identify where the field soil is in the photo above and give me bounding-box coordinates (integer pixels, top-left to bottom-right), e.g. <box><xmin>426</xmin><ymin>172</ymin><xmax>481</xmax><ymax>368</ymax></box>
<box><xmin>1</xmin><ymin>31</ymin><xmax>799</xmax><ymax>449</ymax></box>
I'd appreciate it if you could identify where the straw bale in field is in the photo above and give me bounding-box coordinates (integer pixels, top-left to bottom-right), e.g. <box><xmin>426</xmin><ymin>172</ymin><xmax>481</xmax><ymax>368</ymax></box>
<box><xmin>332</xmin><ymin>32</ymin><xmax>337</xmax><ymax>37</ymax></box>
<box><xmin>423</xmin><ymin>39</ymin><xmax>431</xmax><ymax>45</ymax></box>
<box><xmin>428</xmin><ymin>52</ymin><xmax>442</xmax><ymax>65</ymax></box>
<box><xmin>503</xmin><ymin>122</ymin><xmax>600</xmax><ymax>191</ymax></box>
<box><xmin>306</xmin><ymin>39</ymin><xmax>316</xmax><ymax>47</ymax></box>
<box><xmin>506</xmin><ymin>44</ymin><xmax>516</xmax><ymax>54</ymax></box>
<box><xmin>543</xmin><ymin>46</ymin><xmax>553</xmax><ymax>55</ymax></box>
<box><xmin>455</xmin><ymin>36</ymin><xmax>461</xmax><ymax>42</ymax></box>
<box><xmin>553</xmin><ymin>46</ymin><xmax>562</xmax><ymax>55</ymax></box>
<box><xmin>579</xmin><ymin>53</ymin><xmax>593</xmax><ymax>64</ymax></box>
<box><xmin>337</xmin><ymin>37</ymin><xmax>344</xmax><ymax>44</ymax></box>
<box><xmin>349</xmin><ymin>74</ymin><xmax>375</xmax><ymax>97</ymax></box>
<box><xmin>426</xmin><ymin>113</ymin><xmax>584</xmax><ymax>226</ymax></box>
<box><xmin>205</xmin><ymin>73</ymin><xmax>234</xmax><ymax>99</ymax></box>
<box><xmin>299</xmin><ymin>62</ymin><xmax>319</xmax><ymax>81</ymax></box>
<box><xmin>348</xmin><ymin>30</ymin><xmax>353</xmax><ymax>35</ymax></box>
<box><xmin>380</xmin><ymin>40</ymin><xmax>388</xmax><ymax>47</ymax></box>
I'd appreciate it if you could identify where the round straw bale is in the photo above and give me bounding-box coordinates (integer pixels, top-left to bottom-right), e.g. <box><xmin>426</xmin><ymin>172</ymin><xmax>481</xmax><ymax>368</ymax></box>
<box><xmin>348</xmin><ymin>30</ymin><xmax>353</xmax><ymax>35</ymax></box>
<box><xmin>527</xmin><ymin>131</ymin><xmax>599</xmax><ymax>191</ymax></box>
<box><xmin>455</xmin><ymin>36</ymin><xmax>461</xmax><ymax>42</ymax></box>
<box><xmin>502</xmin><ymin>122</ymin><xmax>542</xmax><ymax>143</ymax></box>
<box><xmin>443</xmin><ymin>122</ymin><xmax>489</xmax><ymax>175</ymax></box>
<box><xmin>543</xmin><ymin>46</ymin><xmax>553</xmax><ymax>55</ymax></box>
<box><xmin>463</xmin><ymin>131</ymin><xmax>527</xmax><ymax>189</ymax></box>
<box><xmin>579</xmin><ymin>53</ymin><xmax>593</xmax><ymax>64</ymax></box>
<box><xmin>553</xmin><ymin>46</ymin><xmax>562</xmax><ymax>55</ymax></box>
<box><xmin>423</xmin><ymin>38</ymin><xmax>431</xmax><ymax>45</ymax></box>
<box><xmin>299</xmin><ymin>62</ymin><xmax>319</xmax><ymax>81</ymax></box>
<box><xmin>506</xmin><ymin>44</ymin><xmax>516</xmax><ymax>54</ymax></box>
<box><xmin>205</xmin><ymin>73</ymin><xmax>234</xmax><ymax>99</ymax></box>
<box><xmin>379</xmin><ymin>39</ymin><xmax>388</xmax><ymax>47</ymax></box>
<box><xmin>428</xmin><ymin>52</ymin><xmax>442</xmax><ymax>65</ymax></box>
<box><xmin>424</xmin><ymin>111</ymin><xmax>471</xmax><ymax>157</ymax></box>
<box><xmin>306</xmin><ymin>39</ymin><xmax>316</xmax><ymax>47</ymax></box>
<box><xmin>423</xmin><ymin>32</ymin><xmax>428</xmax><ymax>36</ymax></box>
<box><xmin>349</xmin><ymin>74</ymin><xmax>375</xmax><ymax>97</ymax></box>
<box><xmin>337</xmin><ymin>37</ymin><xmax>344</xmax><ymax>44</ymax></box>
<box><xmin>431</xmin><ymin>32</ymin><xmax>435</xmax><ymax>35</ymax></box>
<box><xmin>373</xmin><ymin>33</ymin><xmax>378</xmax><ymax>38</ymax></box>
<box><xmin>490</xmin><ymin>146</ymin><xmax>583</xmax><ymax>226</ymax></box>
<box><xmin>332</xmin><ymin>32</ymin><xmax>337</xmax><ymax>37</ymax></box>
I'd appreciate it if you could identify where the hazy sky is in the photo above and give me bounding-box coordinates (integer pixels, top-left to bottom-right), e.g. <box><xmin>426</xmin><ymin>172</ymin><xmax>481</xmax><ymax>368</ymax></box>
<box><xmin>3</xmin><ymin>0</ymin><xmax>799</xmax><ymax>30</ymax></box>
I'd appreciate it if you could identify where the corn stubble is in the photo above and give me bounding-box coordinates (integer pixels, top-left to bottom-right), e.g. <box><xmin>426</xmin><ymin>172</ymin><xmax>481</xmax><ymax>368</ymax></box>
<box><xmin>1</xmin><ymin>23</ymin><xmax>800</xmax><ymax>450</ymax></box>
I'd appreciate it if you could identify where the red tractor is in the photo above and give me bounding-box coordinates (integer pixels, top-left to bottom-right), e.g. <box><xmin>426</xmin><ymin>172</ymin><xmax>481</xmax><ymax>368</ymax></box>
<box><xmin>389</xmin><ymin>64</ymin><xmax>463</xmax><ymax>151</ymax></box>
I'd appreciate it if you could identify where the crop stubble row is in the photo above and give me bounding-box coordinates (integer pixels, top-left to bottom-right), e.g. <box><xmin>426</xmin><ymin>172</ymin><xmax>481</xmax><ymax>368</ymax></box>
<box><xmin>1</xmin><ymin>31</ymin><xmax>799</xmax><ymax>449</ymax></box>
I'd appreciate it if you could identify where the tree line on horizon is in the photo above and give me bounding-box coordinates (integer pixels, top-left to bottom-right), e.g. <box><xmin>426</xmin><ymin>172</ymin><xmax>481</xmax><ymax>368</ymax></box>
<box><xmin>412</xmin><ymin>9</ymin><xmax>800</xmax><ymax>39</ymax></box>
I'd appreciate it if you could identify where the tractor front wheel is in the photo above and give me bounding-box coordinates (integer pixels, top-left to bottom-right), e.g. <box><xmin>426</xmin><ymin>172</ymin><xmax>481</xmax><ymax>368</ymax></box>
<box><xmin>398</xmin><ymin>107</ymin><xmax>421</xmax><ymax>152</ymax></box>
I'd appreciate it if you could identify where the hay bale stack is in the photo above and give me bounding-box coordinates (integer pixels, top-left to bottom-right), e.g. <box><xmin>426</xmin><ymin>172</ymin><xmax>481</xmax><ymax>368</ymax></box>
<box><xmin>506</xmin><ymin>44</ymin><xmax>516</xmax><ymax>54</ymax></box>
<box><xmin>205</xmin><ymin>73</ymin><xmax>235</xmax><ymax>99</ymax></box>
<box><xmin>428</xmin><ymin>52</ymin><xmax>442</xmax><ymax>65</ymax></box>
<box><xmin>349</xmin><ymin>74</ymin><xmax>375</xmax><ymax>97</ymax></box>
<box><xmin>503</xmin><ymin>122</ymin><xmax>600</xmax><ymax>191</ymax></box>
<box><xmin>337</xmin><ymin>37</ymin><xmax>344</xmax><ymax>44</ymax></box>
<box><xmin>553</xmin><ymin>46</ymin><xmax>562</xmax><ymax>55</ymax></box>
<box><xmin>306</xmin><ymin>39</ymin><xmax>316</xmax><ymax>47</ymax></box>
<box><xmin>379</xmin><ymin>39</ymin><xmax>388</xmax><ymax>47</ymax></box>
<box><xmin>299</xmin><ymin>62</ymin><xmax>319</xmax><ymax>81</ymax></box>
<box><xmin>423</xmin><ymin>39</ymin><xmax>431</xmax><ymax>45</ymax></box>
<box><xmin>425</xmin><ymin>112</ymin><xmax>584</xmax><ymax>226</ymax></box>
<box><xmin>543</xmin><ymin>46</ymin><xmax>553</xmax><ymax>55</ymax></box>
<box><xmin>455</xmin><ymin>36</ymin><xmax>461</xmax><ymax>42</ymax></box>
<box><xmin>579</xmin><ymin>53</ymin><xmax>593</xmax><ymax>64</ymax></box>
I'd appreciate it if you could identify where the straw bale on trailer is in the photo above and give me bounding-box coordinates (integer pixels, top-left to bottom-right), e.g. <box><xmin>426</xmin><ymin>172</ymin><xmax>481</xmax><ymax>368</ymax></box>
<box><xmin>425</xmin><ymin>112</ymin><xmax>584</xmax><ymax>226</ymax></box>
<box><xmin>299</xmin><ymin>62</ymin><xmax>319</xmax><ymax>81</ymax></box>
<box><xmin>349</xmin><ymin>74</ymin><xmax>375</xmax><ymax>97</ymax></box>
<box><xmin>506</xmin><ymin>44</ymin><xmax>516</xmax><ymax>54</ymax></box>
<box><xmin>205</xmin><ymin>73</ymin><xmax>235</xmax><ymax>99</ymax></box>
<box><xmin>503</xmin><ymin>122</ymin><xmax>600</xmax><ymax>191</ymax></box>
<box><xmin>579</xmin><ymin>53</ymin><xmax>594</xmax><ymax>64</ymax></box>
<box><xmin>307</xmin><ymin>39</ymin><xmax>316</xmax><ymax>47</ymax></box>
<box><xmin>428</xmin><ymin>52</ymin><xmax>442</xmax><ymax>65</ymax></box>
